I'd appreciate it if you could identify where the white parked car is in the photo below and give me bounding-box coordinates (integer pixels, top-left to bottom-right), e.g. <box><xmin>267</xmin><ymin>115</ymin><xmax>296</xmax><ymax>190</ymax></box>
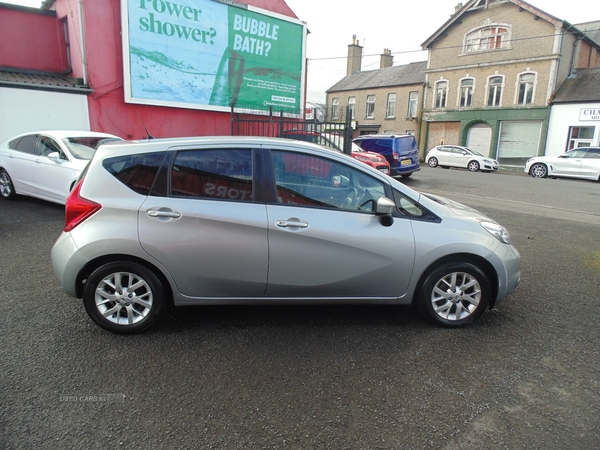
<box><xmin>426</xmin><ymin>145</ymin><xmax>499</xmax><ymax>172</ymax></box>
<box><xmin>524</xmin><ymin>147</ymin><xmax>600</xmax><ymax>181</ymax></box>
<box><xmin>0</xmin><ymin>130</ymin><xmax>122</xmax><ymax>204</ymax></box>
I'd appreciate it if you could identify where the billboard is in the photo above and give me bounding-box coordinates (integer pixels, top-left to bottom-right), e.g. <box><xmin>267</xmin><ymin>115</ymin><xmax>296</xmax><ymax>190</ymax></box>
<box><xmin>121</xmin><ymin>0</ymin><xmax>306</xmax><ymax>115</ymax></box>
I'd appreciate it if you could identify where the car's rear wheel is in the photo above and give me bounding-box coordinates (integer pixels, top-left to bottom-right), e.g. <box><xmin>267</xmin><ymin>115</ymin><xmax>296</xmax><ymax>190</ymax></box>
<box><xmin>468</xmin><ymin>161</ymin><xmax>480</xmax><ymax>172</ymax></box>
<box><xmin>418</xmin><ymin>262</ymin><xmax>490</xmax><ymax>327</ymax></box>
<box><xmin>530</xmin><ymin>163</ymin><xmax>548</xmax><ymax>178</ymax></box>
<box><xmin>0</xmin><ymin>169</ymin><xmax>17</xmax><ymax>200</ymax></box>
<box><xmin>428</xmin><ymin>157</ymin><xmax>438</xmax><ymax>168</ymax></box>
<box><xmin>83</xmin><ymin>262</ymin><xmax>166</xmax><ymax>334</ymax></box>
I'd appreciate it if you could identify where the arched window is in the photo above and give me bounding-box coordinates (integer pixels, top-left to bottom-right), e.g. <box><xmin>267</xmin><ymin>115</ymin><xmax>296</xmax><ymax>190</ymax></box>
<box><xmin>465</xmin><ymin>25</ymin><xmax>510</xmax><ymax>53</ymax></box>
<box><xmin>459</xmin><ymin>78</ymin><xmax>474</xmax><ymax>107</ymax></box>
<box><xmin>434</xmin><ymin>80</ymin><xmax>448</xmax><ymax>108</ymax></box>
<box><xmin>517</xmin><ymin>73</ymin><xmax>536</xmax><ymax>105</ymax></box>
<box><xmin>487</xmin><ymin>75</ymin><xmax>503</xmax><ymax>107</ymax></box>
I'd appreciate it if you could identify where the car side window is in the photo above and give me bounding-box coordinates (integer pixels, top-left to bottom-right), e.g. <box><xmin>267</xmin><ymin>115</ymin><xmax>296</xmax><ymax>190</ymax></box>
<box><xmin>271</xmin><ymin>150</ymin><xmax>386</xmax><ymax>212</ymax></box>
<box><xmin>392</xmin><ymin>188</ymin><xmax>438</xmax><ymax>221</ymax></box>
<box><xmin>171</xmin><ymin>149</ymin><xmax>254</xmax><ymax>202</ymax></box>
<box><xmin>103</xmin><ymin>152</ymin><xmax>165</xmax><ymax>195</ymax></box>
<box><xmin>585</xmin><ymin>149</ymin><xmax>600</xmax><ymax>159</ymax></box>
<box><xmin>11</xmin><ymin>135</ymin><xmax>38</xmax><ymax>154</ymax></box>
<box><xmin>36</xmin><ymin>137</ymin><xmax>62</xmax><ymax>157</ymax></box>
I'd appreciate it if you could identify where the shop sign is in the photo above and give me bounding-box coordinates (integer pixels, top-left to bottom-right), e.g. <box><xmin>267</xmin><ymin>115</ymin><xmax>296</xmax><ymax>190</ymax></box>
<box><xmin>580</xmin><ymin>108</ymin><xmax>600</xmax><ymax>121</ymax></box>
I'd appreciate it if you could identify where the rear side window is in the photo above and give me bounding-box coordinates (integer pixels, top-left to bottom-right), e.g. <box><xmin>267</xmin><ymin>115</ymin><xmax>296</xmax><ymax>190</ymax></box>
<box><xmin>356</xmin><ymin>139</ymin><xmax>392</xmax><ymax>153</ymax></box>
<box><xmin>171</xmin><ymin>149</ymin><xmax>253</xmax><ymax>201</ymax></box>
<box><xmin>395</xmin><ymin>136</ymin><xmax>417</xmax><ymax>155</ymax></box>
<box><xmin>103</xmin><ymin>152</ymin><xmax>165</xmax><ymax>195</ymax></box>
<box><xmin>9</xmin><ymin>135</ymin><xmax>38</xmax><ymax>154</ymax></box>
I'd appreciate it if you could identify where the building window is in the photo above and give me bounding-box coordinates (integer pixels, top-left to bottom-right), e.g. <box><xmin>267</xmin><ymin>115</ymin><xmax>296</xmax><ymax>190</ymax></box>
<box><xmin>487</xmin><ymin>75</ymin><xmax>503</xmax><ymax>106</ymax></box>
<box><xmin>407</xmin><ymin>91</ymin><xmax>418</xmax><ymax>119</ymax></box>
<box><xmin>567</xmin><ymin>126</ymin><xmax>595</xmax><ymax>150</ymax></box>
<box><xmin>348</xmin><ymin>96</ymin><xmax>356</xmax><ymax>120</ymax></box>
<box><xmin>386</xmin><ymin>93</ymin><xmax>396</xmax><ymax>118</ymax></box>
<box><xmin>366</xmin><ymin>95</ymin><xmax>375</xmax><ymax>119</ymax></box>
<box><xmin>459</xmin><ymin>78</ymin><xmax>474</xmax><ymax>107</ymax></box>
<box><xmin>517</xmin><ymin>73</ymin><xmax>535</xmax><ymax>105</ymax></box>
<box><xmin>331</xmin><ymin>97</ymin><xmax>340</xmax><ymax>120</ymax></box>
<box><xmin>434</xmin><ymin>81</ymin><xmax>448</xmax><ymax>108</ymax></box>
<box><xmin>465</xmin><ymin>25</ymin><xmax>510</xmax><ymax>53</ymax></box>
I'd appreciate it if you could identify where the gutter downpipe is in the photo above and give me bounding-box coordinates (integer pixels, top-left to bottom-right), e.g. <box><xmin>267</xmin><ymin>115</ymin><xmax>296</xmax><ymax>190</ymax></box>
<box><xmin>78</xmin><ymin>0</ymin><xmax>88</xmax><ymax>85</ymax></box>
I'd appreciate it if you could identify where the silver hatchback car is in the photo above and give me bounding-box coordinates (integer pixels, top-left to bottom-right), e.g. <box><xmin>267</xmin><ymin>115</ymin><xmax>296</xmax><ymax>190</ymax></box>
<box><xmin>51</xmin><ymin>137</ymin><xmax>521</xmax><ymax>334</ymax></box>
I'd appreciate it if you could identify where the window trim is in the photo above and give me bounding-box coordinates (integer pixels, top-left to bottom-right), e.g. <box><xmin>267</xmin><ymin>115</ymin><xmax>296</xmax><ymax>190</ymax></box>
<box><xmin>407</xmin><ymin>91</ymin><xmax>419</xmax><ymax>119</ymax></box>
<box><xmin>458</xmin><ymin>77</ymin><xmax>475</xmax><ymax>108</ymax></box>
<box><xmin>331</xmin><ymin>97</ymin><xmax>340</xmax><ymax>120</ymax></box>
<box><xmin>463</xmin><ymin>24</ymin><xmax>511</xmax><ymax>54</ymax></box>
<box><xmin>348</xmin><ymin>96</ymin><xmax>356</xmax><ymax>120</ymax></box>
<box><xmin>434</xmin><ymin>80</ymin><xmax>448</xmax><ymax>109</ymax></box>
<box><xmin>366</xmin><ymin>95</ymin><xmax>376</xmax><ymax>119</ymax></box>
<box><xmin>486</xmin><ymin>74</ymin><xmax>504</xmax><ymax>107</ymax></box>
<box><xmin>386</xmin><ymin>93</ymin><xmax>396</xmax><ymax>119</ymax></box>
<box><xmin>516</xmin><ymin>71</ymin><xmax>536</xmax><ymax>105</ymax></box>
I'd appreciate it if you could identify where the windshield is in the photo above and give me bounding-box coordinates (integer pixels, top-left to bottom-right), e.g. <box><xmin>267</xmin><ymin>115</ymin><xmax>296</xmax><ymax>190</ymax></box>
<box><xmin>63</xmin><ymin>137</ymin><xmax>121</xmax><ymax>160</ymax></box>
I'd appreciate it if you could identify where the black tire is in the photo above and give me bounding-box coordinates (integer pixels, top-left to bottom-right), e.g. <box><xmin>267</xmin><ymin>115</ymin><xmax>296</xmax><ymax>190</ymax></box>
<box><xmin>428</xmin><ymin>157</ymin><xmax>438</xmax><ymax>168</ymax></box>
<box><xmin>418</xmin><ymin>261</ymin><xmax>491</xmax><ymax>327</ymax></box>
<box><xmin>0</xmin><ymin>168</ymin><xmax>17</xmax><ymax>200</ymax></box>
<box><xmin>83</xmin><ymin>262</ymin><xmax>166</xmax><ymax>334</ymax></box>
<box><xmin>468</xmin><ymin>160</ymin><xmax>480</xmax><ymax>172</ymax></box>
<box><xmin>530</xmin><ymin>163</ymin><xmax>548</xmax><ymax>178</ymax></box>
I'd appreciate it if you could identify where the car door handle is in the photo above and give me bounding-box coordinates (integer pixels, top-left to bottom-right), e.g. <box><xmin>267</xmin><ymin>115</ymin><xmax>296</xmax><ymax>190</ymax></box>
<box><xmin>276</xmin><ymin>219</ymin><xmax>309</xmax><ymax>228</ymax></box>
<box><xmin>147</xmin><ymin>209</ymin><xmax>181</xmax><ymax>218</ymax></box>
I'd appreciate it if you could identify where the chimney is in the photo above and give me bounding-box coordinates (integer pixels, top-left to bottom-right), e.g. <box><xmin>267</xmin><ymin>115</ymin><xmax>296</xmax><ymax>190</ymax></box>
<box><xmin>454</xmin><ymin>3</ymin><xmax>463</xmax><ymax>14</ymax></box>
<box><xmin>380</xmin><ymin>48</ymin><xmax>393</xmax><ymax>68</ymax></box>
<box><xmin>347</xmin><ymin>35</ymin><xmax>363</xmax><ymax>75</ymax></box>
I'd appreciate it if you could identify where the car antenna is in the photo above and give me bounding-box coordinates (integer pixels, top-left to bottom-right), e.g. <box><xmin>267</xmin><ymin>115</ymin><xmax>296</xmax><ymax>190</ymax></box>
<box><xmin>137</xmin><ymin>110</ymin><xmax>154</xmax><ymax>139</ymax></box>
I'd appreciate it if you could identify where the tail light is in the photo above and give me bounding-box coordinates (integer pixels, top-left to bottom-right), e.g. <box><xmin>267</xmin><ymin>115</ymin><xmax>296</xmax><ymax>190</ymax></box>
<box><xmin>392</xmin><ymin>151</ymin><xmax>398</xmax><ymax>161</ymax></box>
<box><xmin>64</xmin><ymin>179</ymin><xmax>101</xmax><ymax>232</ymax></box>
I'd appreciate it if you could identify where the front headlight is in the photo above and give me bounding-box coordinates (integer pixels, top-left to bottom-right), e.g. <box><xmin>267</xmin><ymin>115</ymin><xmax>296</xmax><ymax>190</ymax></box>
<box><xmin>481</xmin><ymin>221</ymin><xmax>512</xmax><ymax>244</ymax></box>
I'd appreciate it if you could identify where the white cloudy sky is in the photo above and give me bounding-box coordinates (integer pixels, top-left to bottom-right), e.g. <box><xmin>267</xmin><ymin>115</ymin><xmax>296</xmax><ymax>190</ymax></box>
<box><xmin>6</xmin><ymin>0</ymin><xmax>597</xmax><ymax>103</ymax></box>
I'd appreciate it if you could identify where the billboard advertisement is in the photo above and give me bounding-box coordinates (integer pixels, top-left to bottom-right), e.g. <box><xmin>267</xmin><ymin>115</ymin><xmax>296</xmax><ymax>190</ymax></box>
<box><xmin>121</xmin><ymin>0</ymin><xmax>306</xmax><ymax>115</ymax></box>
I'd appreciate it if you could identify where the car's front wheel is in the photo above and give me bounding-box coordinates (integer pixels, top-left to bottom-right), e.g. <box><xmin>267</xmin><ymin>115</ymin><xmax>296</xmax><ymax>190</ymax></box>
<box><xmin>83</xmin><ymin>262</ymin><xmax>166</xmax><ymax>334</ymax></box>
<box><xmin>418</xmin><ymin>262</ymin><xmax>491</xmax><ymax>327</ymax></box>
<box><xmin>530</xmin><ymin>163</ymin><xmax>548</xmax><ymax>178</ymax></box>
<box><xmin>468</xmin><ymin>161</ymin><xmax>480</xmax><ymax>172</ymax></box>
<box><xmin>0</xmin><ymin>168</ymin><xmax>17</xmax><ymax>200</ymax></box>
<box><xmin>428</xmin><ymin>157</ymin><xmax>438</xmax><ymax>168</ymax></box>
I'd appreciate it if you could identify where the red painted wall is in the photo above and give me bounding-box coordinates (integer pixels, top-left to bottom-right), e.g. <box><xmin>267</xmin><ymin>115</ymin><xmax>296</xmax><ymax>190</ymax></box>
<box><xmin>0</xmin><ymin>5</ymin><xmax>69</xmax><ymax>73</ymax></box>
<box><xmin>48</xmin><ymin>0</ymin><xmax>300</xmax><ymax>139</ymax></box>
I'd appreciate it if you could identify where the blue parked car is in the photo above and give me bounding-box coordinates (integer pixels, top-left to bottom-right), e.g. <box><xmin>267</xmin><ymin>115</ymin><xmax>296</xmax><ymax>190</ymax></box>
<box><xmin>353</xmin><ymin>134</ymin><xmax>420</xmax><ymax>178</ymax></box>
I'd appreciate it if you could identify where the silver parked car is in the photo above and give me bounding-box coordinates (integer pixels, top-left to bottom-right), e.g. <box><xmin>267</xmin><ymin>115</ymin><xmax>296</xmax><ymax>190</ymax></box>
<box><xmin>524</xmin><ymin>147</ymin><xmax>600</xmax><ymax>181</ymax></box>
<box><xmin>426</xmin><ymin>145</ymin><xmax>499</xmax><ymax>172</ymax></box>
<box><xmin>0</xmin><ymin>130</ymin><xmax>122</xmax><ymax>204</ymax></box>
<box><xmin>51</xmin><ymin>137</ymin><xmax>521</xmax><ymax>334</ymax></box>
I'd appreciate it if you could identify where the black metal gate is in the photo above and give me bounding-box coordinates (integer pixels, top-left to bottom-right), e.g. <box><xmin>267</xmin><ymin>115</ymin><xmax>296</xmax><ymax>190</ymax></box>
<box><xmin>231</xmin><ymin>106</ymin><xmax>354</xmax><ymax>154</ymax></box>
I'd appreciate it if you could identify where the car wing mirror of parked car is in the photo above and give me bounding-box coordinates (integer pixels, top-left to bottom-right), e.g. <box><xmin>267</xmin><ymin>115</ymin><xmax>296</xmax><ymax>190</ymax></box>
<box><xmin>375</xmin><ymin>196</ymin><xmax>395</xmax><ymax>227</ymax></box>
<box><xmin>48</xmin><ymin>152</ymin><xmax>61</xmax><ymax>161</ymax></box>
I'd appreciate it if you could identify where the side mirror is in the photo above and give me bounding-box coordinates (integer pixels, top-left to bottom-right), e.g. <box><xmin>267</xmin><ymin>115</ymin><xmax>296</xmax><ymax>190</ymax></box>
<box><xmin>48</xmin><ymin>152</ymin><xmax>61</xmax><ymax>161</ymax></box>
<box><xmin>375</xmin><ymin>196</ymin><xmax>395</xmax><ymax>226</ymax></box>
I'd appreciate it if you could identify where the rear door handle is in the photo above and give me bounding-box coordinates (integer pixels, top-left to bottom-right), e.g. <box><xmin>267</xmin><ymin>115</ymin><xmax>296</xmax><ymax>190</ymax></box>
<box><xmin>276</xmin><ymin>219</ymin><xmax>309</xmax><ymax>228</ymax></box>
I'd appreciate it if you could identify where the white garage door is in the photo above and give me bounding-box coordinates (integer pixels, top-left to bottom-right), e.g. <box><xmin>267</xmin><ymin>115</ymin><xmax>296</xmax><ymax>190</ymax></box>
<box><xmin>497</xmin><ymin>121</ymin><xmax>542</xmax><ymax>162</ymax></box>
<box><xmin>466</xmin><ymin>123</ymin><xmax>492</xmax><ymax>157</ymax></box>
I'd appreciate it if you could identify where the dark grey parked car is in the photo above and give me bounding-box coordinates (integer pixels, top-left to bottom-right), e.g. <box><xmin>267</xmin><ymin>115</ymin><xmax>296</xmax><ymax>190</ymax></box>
<box><xmin>51</xmin><ymin>137</ymin><xmax>521</xmax><ymax>334</ymax></box>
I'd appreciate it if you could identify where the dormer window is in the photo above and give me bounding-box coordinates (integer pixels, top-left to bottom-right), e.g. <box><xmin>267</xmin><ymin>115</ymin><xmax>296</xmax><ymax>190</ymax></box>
<box><xmin>465</xmin><ymin>25</ymin><xmax>510</xmax><ymax>53</ymax></box>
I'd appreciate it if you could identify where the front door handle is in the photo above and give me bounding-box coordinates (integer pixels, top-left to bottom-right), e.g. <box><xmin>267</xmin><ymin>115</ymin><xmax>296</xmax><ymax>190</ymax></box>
<box><xmin>276</xmin><ymin>219</ymin><xmax>309</xmax><ymax>228</ymax></box>
<box><xmin>147</xmin><ymin>209</ymin><xmax>181</xmax><ymax>219</ymax></box>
